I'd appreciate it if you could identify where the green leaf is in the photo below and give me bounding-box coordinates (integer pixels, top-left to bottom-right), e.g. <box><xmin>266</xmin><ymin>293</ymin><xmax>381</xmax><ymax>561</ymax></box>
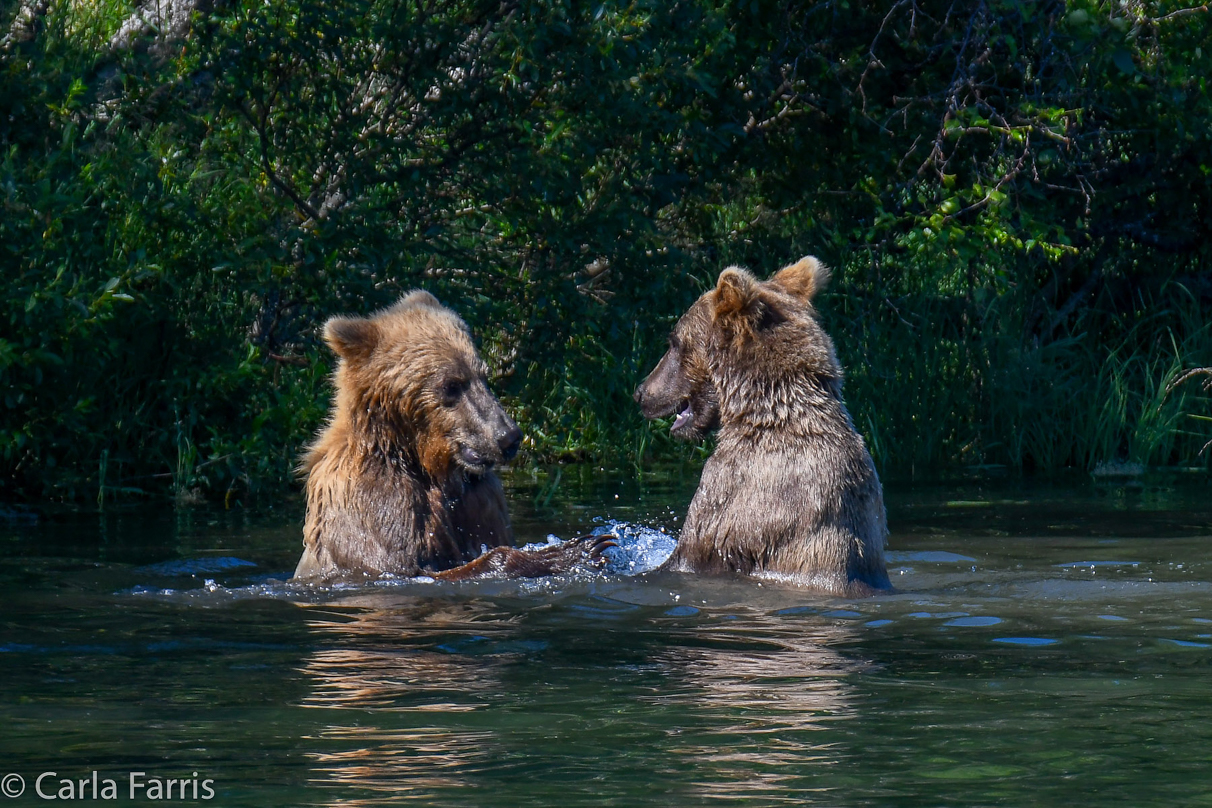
<box><xmin>1112</xmin><ymin>50</ymin><xmax>1136</xmax><ymax>75</ymax></box>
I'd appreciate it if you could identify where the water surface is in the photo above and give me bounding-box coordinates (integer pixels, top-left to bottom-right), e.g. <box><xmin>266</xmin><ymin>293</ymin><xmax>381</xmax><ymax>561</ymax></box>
<box><xmin>2</xmin><ymin>470</ymin><xmax>1211</xmax><ymax>806</ymax></box>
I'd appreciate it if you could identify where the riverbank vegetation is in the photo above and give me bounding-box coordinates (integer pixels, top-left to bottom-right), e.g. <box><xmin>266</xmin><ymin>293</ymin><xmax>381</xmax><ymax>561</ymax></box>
<box><xmin>3</xmin><ymin>0</ymin><xmax>1210</xmax><ymax>501</ymax></box>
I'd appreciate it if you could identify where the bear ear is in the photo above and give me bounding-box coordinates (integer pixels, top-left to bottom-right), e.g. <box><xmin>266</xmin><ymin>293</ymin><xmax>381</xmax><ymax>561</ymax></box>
<box><xmin>711</xmin><ymin>267</ymin><xmax>767</xmax><ymax>333</ymax></box>
<box><xmin>392</xmin><ymin>290</ymin><xmax>443</xmax><ymax>312</ymax></box>
<box><xmin>769</xmin><ymin>256</ymin><xmax>830</xmax><ymax>303</ymax></box>
<box><xmin>324</xmin><ymin>316</ymin><xmax>379</xmax><ymax>362</ymax></box>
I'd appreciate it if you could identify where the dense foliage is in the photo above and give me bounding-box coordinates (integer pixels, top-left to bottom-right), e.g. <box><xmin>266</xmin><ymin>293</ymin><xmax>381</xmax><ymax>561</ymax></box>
<box><xmin>2</xmin><ymin>0</ymin><xmax>1210</xmax><ymax>501</ymax></box>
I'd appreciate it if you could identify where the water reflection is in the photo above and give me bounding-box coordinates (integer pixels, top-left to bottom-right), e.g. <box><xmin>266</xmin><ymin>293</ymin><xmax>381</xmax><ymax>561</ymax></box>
<box><xmin>298</xmin><ymin>595</ymin><xmax>513</xmax><ymax>804</ymax></box>
<box><xmin>300</xmin><ymin>596</ymin><xmax>510</xmax><ymax>707</ymax></box>
<box><xmin>294</xmin><ymin>589</ymin><xmax>872</xmax><ymax>806</ymax></box>
<box><xmin>303</xmin><ymin>725</ymin><xmax>494</xmax><ymax>807</ymax></box>
<box><xmin>648</xmin><ymin>617</ymin><xmax>865</xmax><ymax>802</ymax></box>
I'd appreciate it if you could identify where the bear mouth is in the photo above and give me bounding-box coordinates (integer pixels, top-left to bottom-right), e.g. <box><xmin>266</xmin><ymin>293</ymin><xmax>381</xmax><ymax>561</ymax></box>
<box><xmin>456</xmin><ymin>444</ymin><xmax>494</xmax><ymax>472</ymax></box>
<box><xmin>670</xmin><ymin>400</ymin><xmax>694</xmax><ymax>434</ymax></box>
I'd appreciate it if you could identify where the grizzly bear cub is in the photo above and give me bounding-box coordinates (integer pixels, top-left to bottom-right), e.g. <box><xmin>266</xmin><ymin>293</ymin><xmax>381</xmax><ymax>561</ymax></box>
<box><xmin>295</xmin><ymin>291</ymin><xmax>607</xmax><ymax>581</ymax></box>
<box><xmin>634</xmin><ymin>257</ymin><xmax>891</xmax><ymax>597</ymax></box>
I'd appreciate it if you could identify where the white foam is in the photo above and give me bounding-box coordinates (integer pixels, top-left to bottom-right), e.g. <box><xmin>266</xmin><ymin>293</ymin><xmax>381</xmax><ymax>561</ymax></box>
<box><xmin>591</xmin><ymin>520</ymin><xmax>677</xmax><ymax>575</ymax></box>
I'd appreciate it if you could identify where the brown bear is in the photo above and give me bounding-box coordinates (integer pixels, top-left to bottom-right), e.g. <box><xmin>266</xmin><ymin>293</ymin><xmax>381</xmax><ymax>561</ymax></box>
<box><xmin>634</xmin><ymin>257</ymin><xmax>891</xmax><ymax>597</ymax></box>
<box><xmin>294</xmin><ymin>290</ymin><xmax>608</xmax><ymax>581</ymax></box>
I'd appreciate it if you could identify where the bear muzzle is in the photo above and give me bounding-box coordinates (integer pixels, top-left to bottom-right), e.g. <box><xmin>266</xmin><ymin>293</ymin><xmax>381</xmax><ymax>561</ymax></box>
<box><xmin>498</xmin><ymin>422</ymin><xmax>523</xmax><ymax>461</ymax></box>
<box><xmin>633</xmin><ymin>376</ymin><xmax>686</xmax><ymax>422</ymax></box>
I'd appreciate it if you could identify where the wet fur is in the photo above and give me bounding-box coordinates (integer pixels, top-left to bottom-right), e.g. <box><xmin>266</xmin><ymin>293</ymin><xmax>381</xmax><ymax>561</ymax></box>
<box><xmin>296</xmin><ymin>291</ymin><xmax>597</xmax><ymax>580</ymax></box>
<box><xmin>635</xmin><ymin>257</ymin><xmax>891</xmax><ymax>597</ymax></box>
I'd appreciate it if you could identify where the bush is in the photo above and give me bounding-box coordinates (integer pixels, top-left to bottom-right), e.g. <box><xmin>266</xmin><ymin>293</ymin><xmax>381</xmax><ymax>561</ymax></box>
<box><xmin>2</xmin><ymin>0</ymin><xmax>1210</xmax><ymax>501</ymax></box>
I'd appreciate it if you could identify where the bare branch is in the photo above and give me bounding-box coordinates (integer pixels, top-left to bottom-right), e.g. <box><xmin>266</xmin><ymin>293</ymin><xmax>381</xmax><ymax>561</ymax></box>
<box><xmin>240</xmin><ymin>104</ymin><xmax>324</xmax><ymax>223</ymax></box>
<box><xmin>1150</xmin><ymin>4</ymin><xmax>1208</xmax><ymax>23</ymax></box>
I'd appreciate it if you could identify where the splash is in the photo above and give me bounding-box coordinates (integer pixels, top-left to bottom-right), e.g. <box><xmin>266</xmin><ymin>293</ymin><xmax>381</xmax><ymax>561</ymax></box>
<box><xmin>521</xmin><ymin>520</ymin><xmax>675</xmax><ymax>576</ymax></box>
<box><xmin>592</xmin><ymin>520</ymin><xmax>677</xmax><ymax>575</ymax></box>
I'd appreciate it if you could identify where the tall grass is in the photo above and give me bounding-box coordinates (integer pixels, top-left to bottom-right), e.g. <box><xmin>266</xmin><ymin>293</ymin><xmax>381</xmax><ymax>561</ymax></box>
<box><xmin>832</xmin><ymin>288</ymin><xmax>1212</xmax><ymax>479</ymax></box>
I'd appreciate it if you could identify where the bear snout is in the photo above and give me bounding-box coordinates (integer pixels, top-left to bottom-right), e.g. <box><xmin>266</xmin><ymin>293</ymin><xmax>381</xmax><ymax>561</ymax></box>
<box><xmin>634</xmin><ymin>380</ymin><xmax>677</xmax><ymax>420</ymax></box>
<box><xmin>498</xmin><ymin>422</ymin><xmax>523</xmax><ymax>461</ymax></box>
<box><xmin>633</xmin><ymin>379</ymin><xmax>667</xmax><ymax>417</ymax></box>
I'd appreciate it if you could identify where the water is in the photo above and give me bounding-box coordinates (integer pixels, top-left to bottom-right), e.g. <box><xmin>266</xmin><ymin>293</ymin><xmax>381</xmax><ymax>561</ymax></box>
<box><xmin>2</xmin><ymin>470</ymin><xmax>1211</xmax><ymax>806</ymax></box>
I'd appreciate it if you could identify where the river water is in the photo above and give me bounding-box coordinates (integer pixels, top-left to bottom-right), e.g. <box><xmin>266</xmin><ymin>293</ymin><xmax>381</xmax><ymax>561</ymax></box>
<box><xmin>2</xmin><ymin>469</ymin><xmax>1210</xmax><ymax>806</ymax></box>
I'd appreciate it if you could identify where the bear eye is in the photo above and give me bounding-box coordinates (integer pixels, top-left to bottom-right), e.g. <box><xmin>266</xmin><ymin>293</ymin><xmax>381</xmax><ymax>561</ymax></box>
<box><xmin>669</xmin><ymin>334</ymin><xmax>681</xmax><ymax>351</ymax></box>
<box><xmin>441</xmin><ymin>379</ymin><xmax>464</xmax><ymax>404</ymax></box>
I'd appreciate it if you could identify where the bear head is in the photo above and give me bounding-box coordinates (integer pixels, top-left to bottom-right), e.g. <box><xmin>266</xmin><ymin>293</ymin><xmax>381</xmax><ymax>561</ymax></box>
<box><xmin>634</xmin><ymin>256</ymin><xmax>842</xmax><ymax>438</ymax></box>
<box><xmin>324</xmin><ymin>290</ymin><xmax>522</xmax><ymax>480</ymax></box>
